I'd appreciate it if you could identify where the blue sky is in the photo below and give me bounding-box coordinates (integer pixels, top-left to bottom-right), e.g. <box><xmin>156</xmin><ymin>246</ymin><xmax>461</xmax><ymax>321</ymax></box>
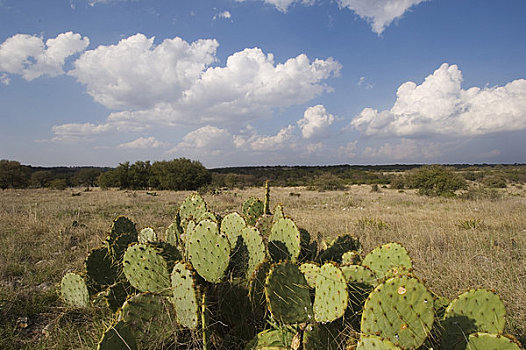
<box><xmin>1</xmin><ymin>0</ymin><xmax>525</xmax><ymax>167</ymax></box>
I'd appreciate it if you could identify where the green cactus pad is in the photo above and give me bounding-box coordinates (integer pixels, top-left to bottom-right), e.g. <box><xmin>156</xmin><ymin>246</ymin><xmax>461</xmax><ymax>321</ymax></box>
<box><xmin>85</xmin><ymin>247</ymin><xmax>119</xmax><ymax>286</ymax></box>
<box><xmin>138</xmin><ymin>227</ymin><xmax>157</xmax><ymax>243</ymax></box>
<box><xmin>314</xmin><ymin>263</ymin><xmax>348</xmax><ymax>323</ymax></box>
<box><xmin>341</xmin><ymin>250</ymin><xmax>362</xmax><ymax>265</ymax></box>
<box><xmin>109</xmin><ymin>232</ymin><xmax>138</xmax><ymax>262</ymax></box>
<box><xmin>122</xmin><ymin>243</ymin><xmax>180</xmax><ymax>294</ymax></box>
<box><xmin>273</xmin><ymin>204</ymin><xmax>284</xmax><ymax>221</ymax></box>
<box><xmin>268</xmin><ymin>218</ymin><xmax>301</xmax><ymax>262</ymax></box>
<box><xmin>242</xmin><ymin>226</ymin><xmax>267</xmax><ymax>278</ymax></box>
<box><xmin>302</xmin><ymin>323</ymin><xmax>341</xmax><ymax>350</ymax></box>
<box><xmin>165</xmin><ymin>222</ymin><xmax>180</xmax><ymax>247</ymax></box>
<box><xmin>248</xmin><ymin>260</ymin><xmax>271</xmax><ymax>310</ymax></box>
<box><xmin>341</xmin><ymin>265</ymin><xmax>378</xmax><ymax>287</ymax></box>
<box><xmin>187</xmin><ymin>219</ymin><xmax>230</xmax><ymax>283</ymax></box>
<box><xmin>120</xmin><ymin>292</ymin><xmax>175</xmax><ymax>345</ymax></box>
<box><xmin>197</xmin><ymin>211</ymin><xmax>219</xmax><ymax>223</ymax></box>
<box><xmin>319</xmin><ymin>234</ymin><xmax>361</xmax><ymax>264</ymax></box>
<box><xmin>104</xmin><ymin>280</ymin><xmax>135</xmax><ymax>313</ymax></box>
<box><xmin>179</xmin><ymin>193</ymin><xmax>208</xmax><ymax>225</ymax></box>
<box><xmin>441</xmin><ymin>289</ymin><xmax>506</xmax><ymax>350</ymax></box>
<box><xmin>362</xmin><ymin>242</ymin><xmax>412</xmax><ymax>279</ymax></box>
<box><xmin>242</xmin><ymin>197</ymin><xmax>264</xmax><ymax>226</ymax></box>
<box><xmin>97</xmin><ymin>320</ymin><xmax>137</xmax><ymax>350</ymax></box>
<box><xmin>108</xmin><ymin>216</ymin><xmax>137</xmax><ymax>243</ymax></box>
<box><xmin>61</xmin><ymin>272</ymin><xmax>90</xmax><ymax>308</ymax></box>
<box><xmin>299</xmin><ymin>262</ymin><xmax>320</xmax><ymax>288</ymax></box>
<box><xmin>356</xmin><ymin>335</ymin><xmax>402</xmax><ymax>350</ymax></box>
<box><xmin>361</xmin><ymin>275</ymin><xmax>434</xmax><ymax>349</ymax></box>
<box><xmin>255</xmin><ymin>215</ymin><xmax>274</xmax><ymax>238</ymax></box>
<box><xmin>170</xmin><ymin>262</ymin><xmax>200</xmax><ymax>329</ymax></box>
<box><xmin>221</xmin><ymin>212</ymin><xmax>247</xmax><ymax>246</ymax></box>
<box><xmin>265</xmin><ymin>261</ymin><xmax>313</xmax><ymax>324</ymax></box>
<box><xmin>466</xmin><ymin>332</ymin><xmax>522</xmax><ymax>350</ymax></box>
<box><xmin>245</xmin><ymin>328</ymin><xmax>297</xmax><ymax>350</ymax></box>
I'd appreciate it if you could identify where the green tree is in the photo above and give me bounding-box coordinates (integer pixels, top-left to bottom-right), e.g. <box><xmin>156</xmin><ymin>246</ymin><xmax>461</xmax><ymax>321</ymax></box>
<box><xmin>73</xmin><ymin>168</ymin><xmax>102</xmax><ymax>187</ymax></box>
<box><xmin>407</xmin><ymin>165</ymin><xmax>467</xmax><ymax>196</ymax></box>
<box><xmin>0</xmin><ymin>160</ymin><xmax>30</xmax><ymax>189</ymax></box>
<box><xmin>128</xmin><ymin>161</ymin><xmax>151</xmax><ymax>189</ymax></box>
<box><xmin>150</xmin><ymin>158</ymin><xmax>211</xmax><ymax>190</ymax></box>
<box><xmin>30</xmin><ymin>170</ymin><xmax>53</xmax><ymax>188</ymax></box>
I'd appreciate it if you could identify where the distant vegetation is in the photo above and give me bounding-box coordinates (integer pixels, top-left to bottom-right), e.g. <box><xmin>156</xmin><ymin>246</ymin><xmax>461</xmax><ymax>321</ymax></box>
<box><xmin>1</xmin><ymin>159</ymin><xmax>525</xmax><ymax>195</ymax></box>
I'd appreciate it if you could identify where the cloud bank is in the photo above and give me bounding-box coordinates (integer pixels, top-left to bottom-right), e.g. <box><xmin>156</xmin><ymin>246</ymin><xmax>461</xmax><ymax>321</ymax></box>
<box><xmin>0</xmin><ymin>32</ymin><xmax>89</xmax><ymax>82</ymax></box>
<box><xmin>351</xmin><ymin>63</ymin><xmax>526</xmax><ymax>138</ymax></box>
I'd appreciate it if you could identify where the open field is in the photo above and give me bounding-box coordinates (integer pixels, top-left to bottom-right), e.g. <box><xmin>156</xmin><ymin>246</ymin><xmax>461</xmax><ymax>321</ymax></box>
<box><xmin>1</xmin><ymin>185</ymin><xmax>525</xmax><ymax>349</ymax></box>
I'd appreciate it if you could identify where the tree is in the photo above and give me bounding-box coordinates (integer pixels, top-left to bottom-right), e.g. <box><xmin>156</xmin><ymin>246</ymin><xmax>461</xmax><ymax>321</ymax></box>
<box><xmin>150</xmin><ymin>158</ymin><xmax>211</xmax><ymax>190</ymax></box>
<box><xmin>0</xmin><ymin>160</ymin><xmax>30</xmax><ymax>189</ymax></box>
<box><xmin>407</xmin><ymin>165</ymin><xmax>467</xmax><ymax>196</ymax></box>
<box><xmin>73</xmin><ymin>168</ymin><xmax>102</xmax><ymax>187</ymax></box>
<box><xmin>30</xmin><ymin>170</ymin><xmax>53</xmax><ymax>188</ymax></box>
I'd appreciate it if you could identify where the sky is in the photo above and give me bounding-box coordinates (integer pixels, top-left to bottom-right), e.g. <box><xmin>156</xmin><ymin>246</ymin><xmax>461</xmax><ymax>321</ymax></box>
<box><xmin>1</xmin><ymin>0</ymin><xmax>526</xmax><ymax>168</ymax></box>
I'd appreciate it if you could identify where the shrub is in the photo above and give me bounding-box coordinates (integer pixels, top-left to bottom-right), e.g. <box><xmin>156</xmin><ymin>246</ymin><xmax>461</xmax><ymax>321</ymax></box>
<box><xmin>308</xmin><ymin>173</ymin><xmax>346</xmax><ymax>191</ymax></box>
<box><xmin>481</xmin><ymin>175</ymin><xmax>507</xmax><ymax>188</ymax></box>
<box><xmin>407</xmin><ymin>165</ymin><xmax>467</xmax><ymax>197</ymax></box>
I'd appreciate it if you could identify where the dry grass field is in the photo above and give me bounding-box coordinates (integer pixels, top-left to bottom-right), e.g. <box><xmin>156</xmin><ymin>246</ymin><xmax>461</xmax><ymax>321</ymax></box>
<box><xmin>0</xmin><ymin>185</ymin><xmax>525</xmax><ymax>349</ymax></box>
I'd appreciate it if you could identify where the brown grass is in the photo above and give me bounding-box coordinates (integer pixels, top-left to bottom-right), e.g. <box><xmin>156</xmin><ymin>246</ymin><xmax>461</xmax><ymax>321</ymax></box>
<box><xmin>0</xmin><ymin>185</ymin><xmax>525</xmax><ymax>348</ymax></box>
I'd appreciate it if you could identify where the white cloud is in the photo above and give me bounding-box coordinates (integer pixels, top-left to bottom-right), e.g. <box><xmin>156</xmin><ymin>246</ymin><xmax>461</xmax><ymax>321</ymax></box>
<box><xmin>54</xmin><ymin>35</ymin><xmax>340</xmax><ymax>141</ymax></box>
<box><xmin>235</xmin><ymin>0</ymin><xmax>314</xmax><ymax>13</ymax></box>
<box><xmin>169</xmin><ymin>126</ymin><xmax>235</xmax><ymax>155</ymax></box>
<box><xmin>361</xmin><ymin>139</ymin><xmax>444</xmax><ymax>160</ymax></box>
<box><xmin>247</xmin><ymin>125</ymin><xmax>296</xmax><ymax>151</ymax></box>
<box><xmin>357</xmin><ymin>76</ymin><xmax>374</xmax><ymax>89</ymax></box>
<box><xmin>0</xmin><ymin>32</ymin><xmax>89</xmax><ymax>80</ymax></box>
<box><xmin>351</xmin><ymin>63</ymin><xmax>526</xmax><ymax>138</ymax></box>
<box><xmin>0</xmin><ymin>73</ymin><xmax>9</xmax><ymax>85</ymax></box>
<box><xmin>213</xmin><ymin>10</ymin><xmax>232</xmax><ymax>20</ymax></box>
<box><xmin>117</xmin><ymin>136</ymin><xmax>165</xmax><ymax>149</ymax></box>
<box><xmin>69</xmin><ymin>33</ymin><xmax>218</xmax><ymax>110</ymax></box>
<box><xmin>297</xmin><ymin>105</ymin><xmax>335</xmax><ymax>139</ymax></box>
<box><xmin>338</xmin><ymin>141</ymin><xmax>358</xmax><ymax>158</ymax></box>
<box><xmin>337</xmin><ymin>0</ymin><xmax>428</xmax><ymax>34</ymax></box>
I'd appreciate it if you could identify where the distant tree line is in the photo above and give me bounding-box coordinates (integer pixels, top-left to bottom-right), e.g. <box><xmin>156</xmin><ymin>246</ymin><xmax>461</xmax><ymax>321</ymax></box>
<box><xmin>0</xmin><ymin>158</ymin><xmax>211</xmax><ymax>191</ymax></box>
<box><xmin>1</xmin><ymin>159</ymin><xmax>525</xmax><ymax>192</ymax></box>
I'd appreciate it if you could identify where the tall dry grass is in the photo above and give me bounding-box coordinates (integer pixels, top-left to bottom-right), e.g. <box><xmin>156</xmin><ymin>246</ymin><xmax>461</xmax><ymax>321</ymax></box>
<box><xmin>0</xmin><ymin>185</ymin><xmax>524</xmax><ymax>348</ymax></box>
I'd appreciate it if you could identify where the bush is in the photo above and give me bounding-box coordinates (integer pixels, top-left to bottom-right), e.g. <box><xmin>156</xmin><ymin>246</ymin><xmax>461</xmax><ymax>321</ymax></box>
<box><xmin>49</xmin><ymin>179</ymin><xmax>68</xmax><ymax>190</ymax></box>
<box><xmin>308</xmin><ymin>173</ymin><xmax>346</xmax><ymax>191</ymax></box>
<box><xmin>407</xmin><ymin>165</ymin><xmax>467</xmax><ymax>197</ymax></box>
<box><xmin>481</xmin><ymin>175</ymin><xmax>507</xmax><ymax>188</ymax></box>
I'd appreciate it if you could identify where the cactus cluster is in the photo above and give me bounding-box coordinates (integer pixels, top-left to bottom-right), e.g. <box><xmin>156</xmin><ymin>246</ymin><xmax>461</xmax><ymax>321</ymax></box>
<box><xmin>59</xmin><ymin>184</ymin><xmax>524</xmax><ymax>350</ymax></box>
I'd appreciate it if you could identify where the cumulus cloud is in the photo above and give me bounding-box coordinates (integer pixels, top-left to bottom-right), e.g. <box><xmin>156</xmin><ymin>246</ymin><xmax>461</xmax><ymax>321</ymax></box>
<box><xmin>235</xmin><ymin>0</ymin><xmax>314</xmax><ymax>13</ymax></box>
<box><xmin>117</xmin><ymin>136</ymin><xmax>165</xmax><ymax>149</ymax></box>
<box><xmin>213</xmin><ymin>10</ymin><xmax>232</xmax><ymax>20</ymax></box>
<box><xmin>297</xmin><ymin>105</ymin><xmax>335</xmax><ymax>139</ymax></box>
<box><xmin>337</xmin><ymin>0</ymin><xmax>428</xmax><ymax>34</ymax></box>
<box><xmin>0</xmin><ymin>32</ymin><xmax>89</xmax><ymax>80</ymax></box>
<box><xmin>69</xmin><ymin>34</ymin><xmax>218</xmax><ymax>110</ymax></box>
<box><xmin>169</xmin><ymin>126</ymin><xmax>235</xmax><ymax>155</ymax></box>
<box><xmin>351</xmin><ymin>63</ymin><xmax>526</xmax><ymax>137</ymax></box>
<box><xmin>248</xmin><ymin>125</ymin><xmax>296</xmax><ymax>151</ymax></box>
<box><xmin>54</xmin><ymin>34</ymin><xmax>340</xmax><ymax>141</ymax></box>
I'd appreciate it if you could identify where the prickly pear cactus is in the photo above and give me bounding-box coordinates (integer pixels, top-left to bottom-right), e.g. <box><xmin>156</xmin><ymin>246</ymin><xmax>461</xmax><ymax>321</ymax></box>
<box><xmin>179</xmin><ymin>193</ymin><xmax>208</xmax><ymax>227</ymax></box>
<box><xmin>241</xmin><ymin>226</ymin><xmax>267</xmax><ymax>279</ymax></box>
<box><xmin>318</xmin><ymin>234</ymin><xmax>361</xmax><ymax>264</ymax></box>
<box><xmin>197</xmin><ymin>211</ymin><xmax>219</xmax><ymax>223</ymax></box>
<box><xmin>242</xmin><ymin>197</ymin><xmax>264</xmax><ymax>226</ymax></box>
<box><xmin>341</xmin><ymin>250</ymin><xmax>361</xmax><ymax>265</ymax></box>
<box><xmin>187</xmin><ymin>219</ymin><xmax>230</xmax><ymax>283</ymax></box>
<box><xmin>97</xmin><ymin>320</ymin><xmax>137</xmax><ymax>350</ymax></box>
<box><xmin>122</xmin><ymin>243</ymin><xmax>180</xmax><ymax>294</ymax></box>
<box><xmin>170</xmin><ymin>262</ymin><xmax>200</xmax><ymax>329</ymax></box>
<box><xmin>313</xmin><ymin>263</ymin><xmax>348</xmax><ymax>323</ymax></box>
<box><xmin>268</xmin><ymin>218</ymin><xmax>301</xmax><ymax>263</ymax></box>
<box><xmin>85</xmin><ymin>247</ymin><xmax>119</xmax><ymax>286</ymax></box>
<box><xmin>138</xmin><ymin>227</ymin><xmax>157</xmax><ymax>243</ymax></box>
<box><xmin>356</xmin><ymin>335</ymin><xmax>402</xmax><ymax>350</ymax></box>
<box><xmin>165</xmin><ymin>222</ymin><xmax>180</xmax><ymax>247</ymax></box>
<box><xmin>245</xmin><ymin>328</ymin><xmax>297</xmax><ymax>350</ymax></box>
<box><xmin>265</xmin><ymin>261</ymin><xmax>313</xmax><ymax>324</ymax></box>
<box><xmin>362</xmin><ymin>242</ymin><xmax>412</xmax><ymax>279</ymax></box>
<box><xmin>248</xmin><ymin>260</ymin><xmax>270</xmax><ymax>310</ymax></box>
<box><xmin>61</xmin><ymin>272</ymin><xmax>90</xmax><ymax>308</ymax></box>
<box><xmin>466</xmin><ymin>332</ymin><xmax>522</xmax><ymax>350</ymax></box>
<box><xmin>108</xmin><ymin>216</ymin><xmax>137</xmax><ymax>243</ymax></box>
<box><xmin>361</xmin><ymin>275</ymin><xmax>434</xmax><ymax>349</ymax></box>
<box><xmin>273</xmin><ymin>204</ymin><xmax>284</xmax><ymax>221</ymax></box>
<box><xmin>221</xmin><ymin>212</ymin><xmax>247</xmax><ymax>245</ymax></box>
<box><xmin>104</xmin><ymin>280</ymin><xmax>135</xmax><ymax>313</ymax></box>
<box><xmin>120</xmin><ymin>292</ymin><xmax>175</xmax><ymax>345</ymax></box>
<box><xmin>340</xmin><ymin>265</ymin><xmax>377</xmax><ymax>288</ymax></box>
<box><xmin>441</xmin><ymin>289</ymin><xmax>506</xmax><ymax>350</ymax></box>
<box><xmin>303</xmin><ymin>322</ymin><xmax>341</xmax><ymax>350</ymax></box>
<box><xmin>299</xmin><ymin>262</ymin><xmax>320</xmax><ymax>288</ymax></box>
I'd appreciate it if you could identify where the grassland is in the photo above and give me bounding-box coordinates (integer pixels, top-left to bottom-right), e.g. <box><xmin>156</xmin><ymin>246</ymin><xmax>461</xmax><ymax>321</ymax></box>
<box><xmin>0</xmin><ymin>185</ymin><xmax>525</xmax><ymax>349</ymax></box>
